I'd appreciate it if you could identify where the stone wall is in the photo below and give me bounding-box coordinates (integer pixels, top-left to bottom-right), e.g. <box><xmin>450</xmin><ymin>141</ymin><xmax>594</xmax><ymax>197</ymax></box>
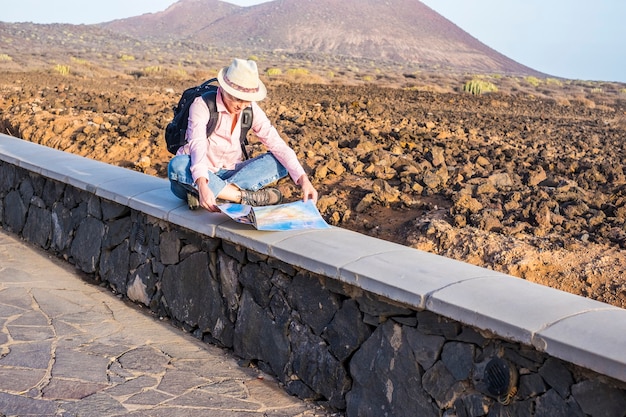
<box><xmin>2</xmin><ymin>158</ymin><xmax>626</xmax><ymax>417</ymax></box>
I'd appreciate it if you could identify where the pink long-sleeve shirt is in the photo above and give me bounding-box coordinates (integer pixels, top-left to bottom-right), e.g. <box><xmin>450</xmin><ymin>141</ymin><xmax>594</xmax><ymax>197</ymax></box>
<box><xmin>178</xmin><ymin>88</ymin><xmax>306</xmax><ymax>185</ymax></box>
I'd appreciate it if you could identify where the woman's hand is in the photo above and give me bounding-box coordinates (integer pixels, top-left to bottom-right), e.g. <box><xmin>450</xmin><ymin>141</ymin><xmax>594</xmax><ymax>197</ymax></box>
<box><xmin>297</xmin><ymin>174</ymin><xmax>318</xmax><ymax>203</ymax></box>
<box><xmin>196</xmin><ymin>178</ymin><xmax>220</xmax><ymax>212</ymax></box>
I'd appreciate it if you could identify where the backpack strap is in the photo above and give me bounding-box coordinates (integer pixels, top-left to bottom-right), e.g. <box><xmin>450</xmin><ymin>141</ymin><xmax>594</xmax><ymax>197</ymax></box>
<box><xmin>201</xmin><ymin>90</ymin><xmax>219</xmax><ymax>140</ymax></box>
<box><xmin>201</xmin><ymin>90</ymin><xmax>253</xmax><ymax>160</ymax></box>
<box><xmin>239</xmin><ymin>107</ymin><xmax>253</xmax><ymax>160</ymax></box>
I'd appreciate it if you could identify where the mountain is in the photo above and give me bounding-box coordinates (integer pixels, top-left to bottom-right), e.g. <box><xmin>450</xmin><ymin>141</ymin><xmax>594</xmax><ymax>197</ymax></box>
<box><xmin>99</xmin><ymin>0</ymin><xmax>542</xmax><ymax>76</ymax></box>
<box><xmin>0</xmin><ymin>0</ymin><xmax>544</xmax><ymax>77</ymax></box>
<box><xmin>100</xmin><ymin>0</ymin><xmax>240</xmax><ymax>41</ymax></box>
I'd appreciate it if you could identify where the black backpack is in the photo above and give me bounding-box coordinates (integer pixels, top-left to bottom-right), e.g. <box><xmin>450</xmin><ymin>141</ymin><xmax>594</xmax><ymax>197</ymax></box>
<box><xmin>164</xmin><ymin>77</ymin><xmax>253</xmax><ymax>158</ymax></box>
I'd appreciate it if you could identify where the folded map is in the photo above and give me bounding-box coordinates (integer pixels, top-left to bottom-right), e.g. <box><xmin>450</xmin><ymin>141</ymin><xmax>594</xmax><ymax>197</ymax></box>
<box><xmin>219</xmin><ymin>200</ymin><xmax>331</xmax><ymax>231</ymax></box>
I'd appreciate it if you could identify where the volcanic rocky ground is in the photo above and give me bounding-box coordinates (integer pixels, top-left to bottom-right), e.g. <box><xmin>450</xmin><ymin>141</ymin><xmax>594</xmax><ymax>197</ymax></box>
<box><xmin>2</xmin><ymin>70</ymin><xmax>626</xmax><ymax>309</ymax></box>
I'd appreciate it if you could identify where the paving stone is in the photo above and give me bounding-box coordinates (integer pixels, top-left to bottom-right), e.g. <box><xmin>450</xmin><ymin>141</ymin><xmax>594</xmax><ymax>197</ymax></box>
<box><xmin>0</xmin><ymin>230</ymin><xmax>334</xmax><ymax>417</ymax></box>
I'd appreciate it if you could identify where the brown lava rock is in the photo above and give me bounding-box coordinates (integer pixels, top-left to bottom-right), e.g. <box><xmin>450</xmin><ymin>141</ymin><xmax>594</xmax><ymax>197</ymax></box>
<box><xmin>2</xmin><ymin>71</ymin><xmax>626</xmax><ymax>308</ymax></box>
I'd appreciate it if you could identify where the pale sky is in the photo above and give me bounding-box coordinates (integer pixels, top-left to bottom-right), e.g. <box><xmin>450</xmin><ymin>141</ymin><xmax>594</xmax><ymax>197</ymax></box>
<box><xmin>420</xmin><ymin>0</ymin><xmax>625</xmax><ymax>84</ymax></box>
<box><xmin>2</xmin><ymin>0</ymin><xmax>624</xmax><ymax>83</ymax></box>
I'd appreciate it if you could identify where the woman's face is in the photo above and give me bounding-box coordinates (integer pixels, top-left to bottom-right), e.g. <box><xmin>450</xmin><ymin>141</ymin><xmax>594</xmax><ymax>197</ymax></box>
<box><xmin>222</xmin><ymin>90</ymin><xmax>251</xmax><ymax>115</ymax></box>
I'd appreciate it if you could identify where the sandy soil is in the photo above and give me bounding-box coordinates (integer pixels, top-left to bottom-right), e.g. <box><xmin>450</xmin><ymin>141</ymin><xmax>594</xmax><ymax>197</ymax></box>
<box><xmin>1</xmin><ymin>71</ymin><xmax>625</xmax><ymax>308</ymax></box>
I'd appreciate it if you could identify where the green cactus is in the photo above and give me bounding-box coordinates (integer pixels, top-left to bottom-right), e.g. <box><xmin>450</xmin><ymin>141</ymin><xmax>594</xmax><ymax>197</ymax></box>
<box><xmin>463</xmin><ymin>79</ymin><xmax>498</xmax><ymax>95</ymax></box>
<box><xmin>54</xmin><ymin>64</ymin><xmax>70</xmax><ymax>76</ymax></box>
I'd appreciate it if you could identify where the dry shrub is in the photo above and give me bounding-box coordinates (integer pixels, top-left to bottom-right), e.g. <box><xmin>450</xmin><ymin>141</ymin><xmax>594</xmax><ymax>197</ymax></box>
<box><xmin>189</xmin><ymin>69</ymin><xmax>217</xmax><ymax>81</ymax></box>
<box><xmin>405</xmin><ymin>84</ymin><xmax>451</xmax><ymax>94</ymax></box>
<box><xmin>554</xmin><ymin>96</ymin><xmax>571</xmax><ymax>107</ymax></box>
<box><xmin>595</xmin><ymin>104</ymin><xmax>615</xmax><ymax>113</ymax></box>
<box><xmin>573</xmin><ymin>95</ymin><xmax>596</xmax><ymax>109</ymax></box>
<box><xmin>490</xmin><ymin>100</ymin><xmax>509</xmax><ymax>108</ymax></box>
<box><xmin>283</xmin><ymin>69</ymin><xmax>328</xmax><ymax>85</ymax></box>
<box><xmin>266</xmin><ymin>68</ymin><xmax>282</xmax><ymax>76</ymax></box>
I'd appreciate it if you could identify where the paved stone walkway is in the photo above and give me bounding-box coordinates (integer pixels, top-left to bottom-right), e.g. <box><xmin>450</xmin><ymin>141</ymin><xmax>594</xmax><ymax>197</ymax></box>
<box><xmin>0</xmin><ymin>228</ymin><xmax>337</xmax><ymax>417</ymax></box>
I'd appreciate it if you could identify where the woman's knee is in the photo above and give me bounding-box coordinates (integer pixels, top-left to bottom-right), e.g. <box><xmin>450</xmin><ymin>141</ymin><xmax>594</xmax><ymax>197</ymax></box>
<box><xmin>260</xmin><ymin>153</ymin><xmax>287</xmax><ymax>176</ymax></box>
<box><xmin>168</xmin><ymin>155</ymin><xmax>190</xmax><ymax>179</ymax></box>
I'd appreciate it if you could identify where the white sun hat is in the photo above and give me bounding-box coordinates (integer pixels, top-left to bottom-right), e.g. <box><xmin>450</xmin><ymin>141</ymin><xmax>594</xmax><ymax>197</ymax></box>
<box><xmin>217</xmin><ymin>58</ymin><xmax>267</xmax><ymax>102</ymax></box>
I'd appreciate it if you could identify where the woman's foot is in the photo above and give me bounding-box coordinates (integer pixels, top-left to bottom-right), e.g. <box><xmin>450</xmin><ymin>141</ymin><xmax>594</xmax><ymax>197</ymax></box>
<box><xmin>240</xmin><ymin>188</ymin><xmax>282</xmax><ymax>206</ymax></box>
<box><xmin>187</xmin><ymin>192</ymin><xmax>200</xmax><ymax>210</ymax></box>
